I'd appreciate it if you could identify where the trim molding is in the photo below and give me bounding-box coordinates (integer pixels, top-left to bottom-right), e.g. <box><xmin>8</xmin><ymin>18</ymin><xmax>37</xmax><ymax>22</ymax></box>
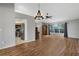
<box><xmin>68</xmin><ymin>37</ymin><xmax>79</xmax><ymax>40</ymax></box>
<box><xmin>0</xmin><ymin>39</ymin><xmax>35</xmax><ymax>50</ymax></box>
<box><xmin>0</xmin><ymin>44</ymin><xmax>15</xmax><ymax>50</ymax></box>
<box><xmin>26</xmin><ymin>39</ymin><xmax>35</xmax><ymax>42</ymax></box>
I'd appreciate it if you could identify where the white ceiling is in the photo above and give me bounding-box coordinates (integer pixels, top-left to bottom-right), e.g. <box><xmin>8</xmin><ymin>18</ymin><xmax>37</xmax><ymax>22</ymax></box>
<box><xmin>15</xmin><ymin>3</ymin><xmax>79</xmax><ymax>22</ymax></box>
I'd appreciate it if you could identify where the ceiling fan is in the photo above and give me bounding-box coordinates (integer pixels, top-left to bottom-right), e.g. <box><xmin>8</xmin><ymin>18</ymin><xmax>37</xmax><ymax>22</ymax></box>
<box><xmin>45</xmin><ymin>13</ymin><xmax>52</xmax><ymax>19</ymax></box>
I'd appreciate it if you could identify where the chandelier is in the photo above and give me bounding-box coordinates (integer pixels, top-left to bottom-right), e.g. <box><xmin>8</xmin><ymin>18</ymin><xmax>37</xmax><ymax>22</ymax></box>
<box><xmin>34</xmin><ymin>4</ymin><xmax>44</xmax><ymax>20</ymax></box>
<box><xmin>34</xmin><ymin>4</ymin><xmax>52</xmax><ymax>20</ymax></box>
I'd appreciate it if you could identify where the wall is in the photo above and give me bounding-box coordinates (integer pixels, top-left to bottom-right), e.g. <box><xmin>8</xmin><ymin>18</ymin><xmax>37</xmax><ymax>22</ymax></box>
<box><xmin>0</xmin><ymin>4</ymin><xmax>35</xmax><ymax>49</ymax></box>
<box><xmin>26</xmin><ymin>16</ymin><xmax>35</xmax><ymax>42</ymax></box>
<box><xmin>67</xmin><ymin>20</ymin><xmax>79</xmax><ymax>38</ymax></box>
<box><xmin>0</xmin><ymin>4</ymin><xmax>15</xmax><ymax>49</ymax></box>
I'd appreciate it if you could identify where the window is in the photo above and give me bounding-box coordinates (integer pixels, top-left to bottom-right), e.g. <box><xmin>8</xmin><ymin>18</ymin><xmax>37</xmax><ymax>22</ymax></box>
<box><xmin>49</xmin><ymin>24</ymin><xmax>64</xmax><ymax>33</ymax></box>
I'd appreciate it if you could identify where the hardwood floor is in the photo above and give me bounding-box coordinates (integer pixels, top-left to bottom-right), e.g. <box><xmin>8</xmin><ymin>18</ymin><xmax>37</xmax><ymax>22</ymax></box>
<box><xmin>0</xmin><ymin>35</ymin><xmax>79</xmax><ymax>56</ymax></box>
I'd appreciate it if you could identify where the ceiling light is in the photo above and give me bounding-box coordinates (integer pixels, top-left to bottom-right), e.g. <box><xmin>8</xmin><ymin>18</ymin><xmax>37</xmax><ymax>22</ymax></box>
<box><xmin>34</xmin><ymin>4</ymin><xmax>44</xmax><ymax>20</ymax></box>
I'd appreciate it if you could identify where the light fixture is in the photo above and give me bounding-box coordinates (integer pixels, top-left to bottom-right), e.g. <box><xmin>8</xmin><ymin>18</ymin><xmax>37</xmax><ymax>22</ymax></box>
<box><xmin>34</xmin><ymin>4</ymin><xmax>44</xmax><ymax>20</ymax></box>
<box><xmin>45</xmin><ymin>13</ymin><xmax>52</xmax><ymax>19</ymax></box>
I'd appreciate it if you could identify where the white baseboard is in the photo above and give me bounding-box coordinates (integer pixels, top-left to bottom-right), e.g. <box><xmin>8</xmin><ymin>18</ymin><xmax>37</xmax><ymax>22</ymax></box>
<box><xmin>0</xmin><ymin>44</ymin><xmax>16</xmax><ymax>50</ymax></box>
<box><xmin>68</xmin><ymin>36</ymin><xmax>79</xmax><ymax>39</ymax></box>
<box><xmin>26</xmin><ymin>39</ymin><xmax>35</xmax><ymax>42</ymax></box>
<box><xmin>0</xmin><ymin>39</ymin><xmax>35</xmax><ymax>50</ymax></box>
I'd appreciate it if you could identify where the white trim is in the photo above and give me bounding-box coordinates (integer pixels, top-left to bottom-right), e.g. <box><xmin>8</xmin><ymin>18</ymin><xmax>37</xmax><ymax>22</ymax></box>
<box><xmin>0</xmin><ymin>44</ymin><xmax>15</xmax><ymax>50</ymax></box>
<box><xmin>26</xmin><ymin>39</ymin><xmax>35</xmax><ymax>42</ymax></box>
<box><xmin>0</xmin><ymin>39</ymin><xmax>35</xmax><ymax>50</ymax></box>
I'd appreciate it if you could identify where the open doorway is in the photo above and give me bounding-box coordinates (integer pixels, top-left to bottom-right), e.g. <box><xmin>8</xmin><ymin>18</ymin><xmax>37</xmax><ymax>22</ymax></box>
<box><xmin>15</xmin><ymin>12</ymin><xmax>29</xmax><ymax>45</ymax></box>
<box><xmin>15</xmin><ymin>20</ymin><xmax>25</xmax><ymax>45</ymax></box>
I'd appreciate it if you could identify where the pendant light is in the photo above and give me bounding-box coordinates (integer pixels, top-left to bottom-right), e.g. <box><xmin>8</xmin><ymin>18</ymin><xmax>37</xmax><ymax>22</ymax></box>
<box><xmin>34</xmin><ymin>3</ymin><xmax>44</xmax><ymax>20</ymax></box>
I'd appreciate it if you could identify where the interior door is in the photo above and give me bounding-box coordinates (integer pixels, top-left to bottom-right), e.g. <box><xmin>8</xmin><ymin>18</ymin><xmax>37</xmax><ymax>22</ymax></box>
<box><xmin>42</xmin><ymin>24</ymin><xmax>48</xmax><ymax>35</ymax></box>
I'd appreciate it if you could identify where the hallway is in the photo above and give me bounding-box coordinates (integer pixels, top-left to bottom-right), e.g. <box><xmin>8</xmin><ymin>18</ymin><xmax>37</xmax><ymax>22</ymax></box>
<box><xmin>0</xmin><ymin>35</ymin><xmax>79</xmax><ymax>56</ymax></box>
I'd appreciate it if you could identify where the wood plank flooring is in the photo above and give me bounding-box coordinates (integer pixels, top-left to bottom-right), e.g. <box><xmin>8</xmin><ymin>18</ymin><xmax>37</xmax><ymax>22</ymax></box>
<box><xmin>0</xmin><ymin>35</ymin><xmax>79</xmax><ymax>56</ymax></box>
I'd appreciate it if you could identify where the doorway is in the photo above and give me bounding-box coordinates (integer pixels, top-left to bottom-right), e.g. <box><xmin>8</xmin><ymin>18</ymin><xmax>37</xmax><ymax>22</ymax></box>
<box><xmin>42</xmin><ymin>24</ymin><xmax>48</xmax><ymax>35</ymax></box>
<box><xmin>15</xmin><ymin>22</ymin><xmax>25</xmax><ymax>45</ymax></box>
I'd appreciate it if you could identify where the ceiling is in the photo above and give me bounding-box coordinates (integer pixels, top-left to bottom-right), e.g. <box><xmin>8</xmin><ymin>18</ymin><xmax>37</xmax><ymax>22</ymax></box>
<box><xmin>15</xmin><ymin>3</ymin><xmax>79</xmax><ymax>22</ymax></box>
